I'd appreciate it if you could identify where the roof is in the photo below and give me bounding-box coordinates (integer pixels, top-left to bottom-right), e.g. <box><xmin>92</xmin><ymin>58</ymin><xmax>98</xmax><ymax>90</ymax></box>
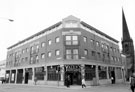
<box><xmin>81</xmin><ymin>21</ymin><xmax>119</xmax><ymax>43</ymax></box>
<box><xmin>8</xmin><ymin>15</ymin><xmax>119</xmax><ymax>50</ymax></box>
<box><xmin>7</xmin><ymin>22</ymin><xmax>61</xmax><ymax>49</ymax></box>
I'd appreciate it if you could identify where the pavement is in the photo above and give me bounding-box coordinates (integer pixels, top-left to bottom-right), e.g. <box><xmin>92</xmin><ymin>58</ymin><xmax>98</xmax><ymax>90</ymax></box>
<box><xmin>0</xmin><ymin>82</ymin><xmax>132</xmax><ymax>92</ymax></box>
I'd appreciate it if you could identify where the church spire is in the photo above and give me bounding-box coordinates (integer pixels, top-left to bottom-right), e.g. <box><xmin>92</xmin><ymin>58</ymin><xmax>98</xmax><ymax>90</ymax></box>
<box><xmin>122</xmin><ymin>9</ymin><xmax>131</xmax><ymax>42</ymax></box>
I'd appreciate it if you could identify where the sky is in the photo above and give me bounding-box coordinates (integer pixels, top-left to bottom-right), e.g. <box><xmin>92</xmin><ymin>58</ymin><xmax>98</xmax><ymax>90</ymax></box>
<box><xmin>0</xmin><ymin>0</ymin><xmax>135</xmax><ymax>61</ymax></box>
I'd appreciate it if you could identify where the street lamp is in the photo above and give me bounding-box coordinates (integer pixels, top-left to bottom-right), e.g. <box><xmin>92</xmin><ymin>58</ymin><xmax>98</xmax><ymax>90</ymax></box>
<box><xmin>0</xmin><ymin>17</ymin><xmax>14</xmax><ymax>22</ymax></box>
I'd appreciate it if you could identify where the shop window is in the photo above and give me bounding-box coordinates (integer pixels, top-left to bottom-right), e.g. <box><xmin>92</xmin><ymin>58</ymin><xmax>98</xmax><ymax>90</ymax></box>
<box><xmin>98</xmin><ymin>66</ymin><xmax>107</xmax><ymax>79</ymax></box>
<box><xmin>35</xmin><ymin>67</ymin><xmax>44</xmax><ymax>80</ymax></box>
<box><xmin>47</xmin><ymin>66</ymin><xmax>61</xmax><ymax>81</ymax></box>
<box><xmin>85</xmin><ymin>65</ymin><xmax>96</xmax><ymax>80</ymax></box>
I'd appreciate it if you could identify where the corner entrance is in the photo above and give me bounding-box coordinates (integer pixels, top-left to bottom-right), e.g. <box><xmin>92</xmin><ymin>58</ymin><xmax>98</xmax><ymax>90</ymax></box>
<box><xmin>64</xmin><ymin>65</ymin><xmax>81</xmax><ymax>85</ymax></box>
<box><xmin>65</xmin><ymin>71</ymin><xmax>81</xmax><ymax>85</ymax></box>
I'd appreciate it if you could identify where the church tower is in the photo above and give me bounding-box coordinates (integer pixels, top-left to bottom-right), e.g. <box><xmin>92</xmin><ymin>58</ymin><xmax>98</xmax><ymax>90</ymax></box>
<box><xmin>122</xmin><ymin>9</ymin><xmax>134</xmax><ymax>79</ymax></box>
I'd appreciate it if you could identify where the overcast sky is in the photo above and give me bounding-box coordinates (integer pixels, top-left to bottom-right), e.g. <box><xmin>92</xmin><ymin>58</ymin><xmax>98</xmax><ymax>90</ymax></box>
<box><xmin>0</xmin><ymin>0</ymin><xmax>135</xmax><ymax>61</ymax></box>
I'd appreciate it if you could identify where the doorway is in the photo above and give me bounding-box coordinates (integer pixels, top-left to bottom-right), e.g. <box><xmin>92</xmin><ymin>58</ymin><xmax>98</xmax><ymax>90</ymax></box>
<box><xmin>65</xmin><ymin>71</ymin><xmax>81</xmax><ymax>85</ymax></box>
<box><xmin>111</xmin><ymin>71</ymin><xmax>115</xmax><ymax>84</ymax></box>
<box><xmin>25</xmin><ymin>72</ymin><xmax>29</xmax><ymax>84</ymax></box>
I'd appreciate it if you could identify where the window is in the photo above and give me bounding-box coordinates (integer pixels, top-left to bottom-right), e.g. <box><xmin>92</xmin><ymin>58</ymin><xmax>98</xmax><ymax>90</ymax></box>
<box><xmin>35</xmin><ymin>67</ymin><xmax>44</xmax><ymax>80</ymax></box>
<box><xmin>96</xmin><ymin>41</ymin><xmax>100</xmax><ymax>47</ymax></box>
<box><xmin>41</xmin><ymin>53</ymin><xmax>45</xmax><ymax>59</ymax></box>
<box><xmin>36</xmin><ymin>45</ymin><xmax>39</xmax><ymax>52</ymax></box>
<box><xmin>31</xmin><ymin>46</ymin><xmax>34</xmax><ymax>53</ymax></box>
<box><xmin>55</xmin><ymin>37</ymin><xmax>60</xmax><ymax>43</ymax></box>
<box><xmin>26</xmin><ymin>48</ymin><xmax>29</xmax><ymax>52</ymax></box>
<box><xmin>85</xmin><ymin>65</ymin><xmax>96</xmax><ymax>80</ymax></box>
<box><xmin>65</xmin><ymin>49</ymin><xmax>79</xmax><ymax>59</ymax></box>
<box><xmin>66</xmin><ymin>49</ymin><xmax>72</xmax><ymax>59</ymax></box>
<box><xmin>73</xmin><ymin>49</ymin><xmax>79</xmax><ymax>59</ymax></box>
<box><xmin>30</xmin><ymin>57</ymin><xmax>33</xmax><ymax>64</ymax></box>
<box><xmin>110</xmin><ymin>47</ymin><xmax>113</xmax><ymax>52</ymax></box>
<box><xmin>97</xmin><ymin>52</ymin><xmax>101</xmax><ymax>58</ymax></box>
<box><xmin>55</xmin><ymin>50</ymin><xmax>60</xmax><ymax>56</ymax></box>
<box><xmin>22</xmin><ymin>49</ymin><xmax>25</xmax><ymax>54</ymax></box>
<box><xmin>25</xmin><ymin>57</ymin><xmax>28</xmax><ymax>62</ymax></box>
<box><xmin>98</xmin><ymin>66</ymin><xmax>107</xmax><ymax>79</ymax></box>
<box><xmin>92</xmin><ymin>51</ymin><xmax>95</xmax><ymax>56</ymax></box>
<box><xmin>83</xmin><ymin>36</ymin><xmax>87</xmax><ymax>42</ymax></box>
<box><xmin>48</xmin><ymin>40</ymin><xmax>52</xmax><ymax>45</ymax></box>
<box><xmin>36</xmin><ymin>55</ymin><xmax>39</xmax><ymax>62</ymax></box>
<box><xmin>65</xmin><ymin>35</ymin><xmax>78</xmax><ymax>45</ymax></box>
<box><xmin>84</xmin><ymin>49</ymin><xmax>88</xmax><ymax>55</ymax></box>
<box><xmin>41</xmin><ymin>42</ymin><xmax>45</xmax><ymax>47</ymax></box>
<box><xmin>47</xmin><ymin>66</ymin><xmax>61</xmax><ymax>81</ymax></box>
<box><xmin>90</xmin><ymin>39</ymin><xmax>94</xmax><ymax>45</ymax></box>
<box><xmin>48</xmin><ymin>52</ymin><xmax>52</xmax><ymax>57</ymax></box>
<box><xmin>21</xmin><ymin>58</ymin><xmax>24</xmax><ymax>62</ymax></box>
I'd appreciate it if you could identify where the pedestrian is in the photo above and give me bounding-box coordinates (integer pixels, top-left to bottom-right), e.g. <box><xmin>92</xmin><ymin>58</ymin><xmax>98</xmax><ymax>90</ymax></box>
<box><xmin>130</xmin><ymin>73</ymin><xmax>135</xmax><ymax>92</ymax></box>
<box><xmin>67</xmin><ymin>75</ymin><xmax>70</xmax><ymax>88</ymax></box>
<box><xmin>111</xmin><ymin>76</ymin><xmax>114</xmax><ymax>84</ymax></box>
<box><xmin>81</xmin><ymin>78</ymin><xmax>86</xmax><ymax>88</ymax></box>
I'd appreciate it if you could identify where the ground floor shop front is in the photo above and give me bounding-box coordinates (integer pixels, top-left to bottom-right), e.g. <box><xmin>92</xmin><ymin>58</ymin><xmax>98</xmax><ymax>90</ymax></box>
<box><xmin>5</xmin><ymin>64</ymin><xmax>125</xmax><ymax>86</ymax></box>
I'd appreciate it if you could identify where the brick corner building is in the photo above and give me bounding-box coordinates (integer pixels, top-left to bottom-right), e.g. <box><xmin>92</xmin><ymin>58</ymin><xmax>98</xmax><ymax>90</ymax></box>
<box><xmin>6</xmin><ymin>15</ymin><xmax>125</xmax><ymax>86</ymax></box>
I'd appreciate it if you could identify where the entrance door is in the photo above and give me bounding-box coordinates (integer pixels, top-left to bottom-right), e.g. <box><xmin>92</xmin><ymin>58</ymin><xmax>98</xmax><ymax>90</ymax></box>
<box><xmin>25</xmin><ymin>72</ymin><xmax>29</xmax><ymax>84</ymax></box>
<box><xmin>65</xmin><ymin>71</ymin><xmax>81</xmax><ymax>85</ymax></box>
<box><xmin>111</xmin><ymin>71</ymin><xmax>115</xmax><ymax>84</ymax></box>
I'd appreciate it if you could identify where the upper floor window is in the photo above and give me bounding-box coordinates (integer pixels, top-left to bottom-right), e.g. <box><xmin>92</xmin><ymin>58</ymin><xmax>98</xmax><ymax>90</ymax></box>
<box><xmin>92</xmin><ymin>51</ymin><xmax>95</xmax><ymax>56</ymax></box>
<box><xmin>48</xmin><ymin>51</ymin><xmax>52</xmax><ymax>57</ymax></box>
<box><xmin>41</xmin><ymin>42</ymin><xmax>45</xmax><ymax>48</ymax></box>
<box><xmin>41</xmin><ymin>53</ymin><xmax>45</xmax><ymax>59</ymax></box>
<box><xmin>31</xmin><ymin>46</ymin><xmax>34</xmax><ymax>53</ymax></box>
<box><xmin>96</xmin><ymin>41</ymin><xmax>100</xmax><ymax>47</ymax></box>
<box><xmin>26</xmin><ymin>48</ymin><xmax>29</xmax><ymax>52</ymax></box>
<box><xmin>90</xmin><ymin>39</ymin><xmax>94</xmax><ymax>45</ymax></box>
<box><xmin>83</xmin><ymin>36</ymin><xmax>87</xmax><ymax>42</ymax></box>
<box><xmin>22</xmin><ymin>49</ymin><xmax>25</xmax><ymax>54</ymax></box>
<box><xmin>36</xmin><ymin>45</ymin><xmax>39</xmax><ymax>52</ymax></box>
<box><xmin>36</xmin><ymin>55</ymin><xmax>39</xmax><ymax>62</ymax></box>
<box><xmin>55</xmin><ymin>37</ymin><xmax>60</xmax><ymax>43</ymax></box>
<box><xmin>84</xmin><ymin>49</ymin><xmax>88</xmax><ymax>55</ymax></box>
<box><xmin>48</xmin><ymin>40</ymin><xmax>52</xmax><ymax>45</ymax></box>
<box><xmin>55</xmin><ymin>50</ymin><xmax>60</xmax><ymax>56</ymax></box>
<box><xmin>65</xmin><ymin>35</ymin><xmax>78</xmax><ymax>45</ymax></box>
<box><xmin>30</xmin><ymin>57</ymin><xmax>33</xmax><ymax>64</ymax></box>
<box><xmin>65</xmin><ymin>49</ymin><xmax>79</xmax><ymax>59</ymax></box>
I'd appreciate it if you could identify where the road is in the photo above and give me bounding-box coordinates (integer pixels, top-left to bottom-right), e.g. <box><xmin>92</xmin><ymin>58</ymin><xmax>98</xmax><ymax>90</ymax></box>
<box><xmin>0</xmin><ymin>83</ymin><xmax>131</xmax><ymax>92</ymax></box>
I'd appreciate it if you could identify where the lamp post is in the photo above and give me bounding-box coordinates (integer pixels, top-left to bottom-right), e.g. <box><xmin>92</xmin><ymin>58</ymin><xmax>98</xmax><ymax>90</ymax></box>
<box><xmin>0</xmin><ymin>17</ymin><xmax>14</xmax><ymax>22</ymax></box>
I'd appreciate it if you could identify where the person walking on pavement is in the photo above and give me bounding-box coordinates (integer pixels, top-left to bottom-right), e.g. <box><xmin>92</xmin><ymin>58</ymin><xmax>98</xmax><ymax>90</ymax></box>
<box><xmin>130</xmin><ymin>72</ymin><xmax>135</xmax><ymax>92</ymax></box>
<box><xmin>81</xmin><ymin>78</ymin><xmax>86</xmax><ymax>88</ymax></box>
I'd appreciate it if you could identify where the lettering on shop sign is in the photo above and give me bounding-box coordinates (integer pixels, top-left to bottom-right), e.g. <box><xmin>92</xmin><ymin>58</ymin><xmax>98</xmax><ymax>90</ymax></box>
<box><xmin>65</xmin><ymin>65</ymin><xmax>81</xmax><ymax>71</ymax></box>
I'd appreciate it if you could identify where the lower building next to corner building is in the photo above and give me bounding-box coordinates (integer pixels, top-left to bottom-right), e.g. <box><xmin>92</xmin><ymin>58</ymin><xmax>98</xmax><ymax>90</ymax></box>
<box><xmin>5</xmin><ymin>15</ymin><xmax>125</xmax><ymax>86</ymax></box>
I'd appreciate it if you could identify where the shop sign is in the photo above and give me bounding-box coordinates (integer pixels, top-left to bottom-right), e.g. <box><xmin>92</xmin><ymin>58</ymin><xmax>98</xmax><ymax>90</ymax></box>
<box><xmin>65</xmin><ymin>65</ymin><xmax>81</xmax><ymax>71</ymax></box>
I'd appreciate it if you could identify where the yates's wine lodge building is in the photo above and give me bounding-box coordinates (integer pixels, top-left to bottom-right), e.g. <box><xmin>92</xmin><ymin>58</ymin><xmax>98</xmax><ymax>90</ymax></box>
<box><xmin>5</xmin><ymin>16</ymin><xmax>124</xmax><ymax>86</ymax></box>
